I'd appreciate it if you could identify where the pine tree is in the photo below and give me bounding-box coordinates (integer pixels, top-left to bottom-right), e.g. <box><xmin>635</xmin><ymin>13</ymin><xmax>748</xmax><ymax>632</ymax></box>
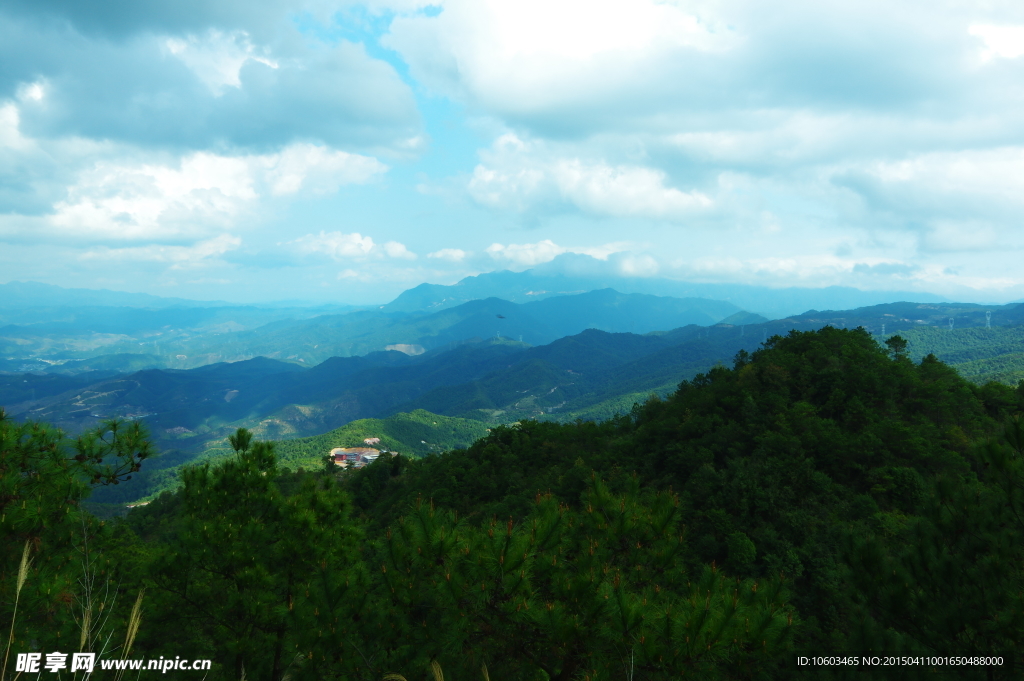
<box><xmin>376</xmin><ymin>475</ymin><xmax>795</xmax><ymax>680</ymax></box>
<box><xmin>140</xmin><ymin>429</ymin><xmax>364</xmax><ymax>680</ymax></box>
<box><xmin>0</xmin><ymin>410</ymin><xmax>152</xmax><ymax>667</ymax></box>
<box><xmin>844</xmin><ymin>418</ymin><xmax>1024</xmax><ymax>679</ymax></box>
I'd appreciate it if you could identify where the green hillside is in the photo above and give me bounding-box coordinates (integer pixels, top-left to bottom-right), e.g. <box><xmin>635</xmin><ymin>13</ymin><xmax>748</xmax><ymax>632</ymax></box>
<box><xmin>129</xmin><ymin>410</ymin><xmax>491</xmax><ymax>502</ymax></box>
<box><xmin>888</xmin><ymin>325</ymin><xmax>1024</xmax><ymax>385</ymax></box>
<box><xmin>12</xmin><ymin>327</ymin><xmax>1024</xmax><ymax>680</ymax></box>
<box><xmin>549</xmin><ymin>381</ymin><xmax>679</xmax><ymax>423</ymax></box>
<box><xmin>269</xmin><ymin>409</ymin><xmax>492</xmax><ymax>468</ymax></box>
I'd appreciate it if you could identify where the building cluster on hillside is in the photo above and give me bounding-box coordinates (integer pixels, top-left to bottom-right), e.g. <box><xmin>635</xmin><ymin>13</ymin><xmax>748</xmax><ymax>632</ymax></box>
<box><xmin>329</xmin><ymin>439</ymin><xmax>395</xmax><ymax>468</ymax></box>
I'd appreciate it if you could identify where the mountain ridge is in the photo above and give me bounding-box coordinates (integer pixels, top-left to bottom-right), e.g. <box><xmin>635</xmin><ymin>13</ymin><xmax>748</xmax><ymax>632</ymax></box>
<box><xmin>382</xmin><ymin>258</ymin><xmax>950</xmax><ymax>318</ymax></box>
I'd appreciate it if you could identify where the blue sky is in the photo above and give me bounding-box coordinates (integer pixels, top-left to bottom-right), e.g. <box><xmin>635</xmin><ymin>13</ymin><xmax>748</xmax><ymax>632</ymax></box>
<box><xmin>2</xmin><ymin>0</ymin><xmax>1024</xmax><ymax>304</ymax></box>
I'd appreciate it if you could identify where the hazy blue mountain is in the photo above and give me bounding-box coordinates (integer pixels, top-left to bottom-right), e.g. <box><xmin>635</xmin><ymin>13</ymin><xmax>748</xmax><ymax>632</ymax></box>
<box><xmin>0</xmin><ymin>303</ymin><xmax>364</xmax><ymax>335</ymax></box>
<box><xmin>382</xmin><ymin>256</ymin><xmax>948</xmax><ymax>318</ymax></box>
<box><xmin>2</xmin><ymin>288</ymin><xmax>744</xmax><ymax>373</ymax></box>
<box><xmin>0</xmin><ymin>280</ymin><xmax>227</xmax><ymax>310</ymax></box>
<box><xmin>718</xmin><ymin>311</ymin><xmax>771</xmax><ymax>325</ymax></box>
<box><xmin>389</xmin><ymin>300</ymin><xmax>1024</xmax><ymax>422</ymax></box>
<box><xmin>0</xmin><ymin>371</ymin><xmax>122</xmax><ymax>406</ymax></box>
<box><xmin>520</xmin><ymin>289</ymin><xmax>738</xmax><ymax>335</ymax></box>
<box><xmin>0</xmin><ymin>283</ymin><xmax>363</xmax><ymax>371</ymax></box>
<box><xmin>194</xmin><ymin>289</ymin><xmax>744</xmax><ymax>362</ymax></box>
<box><xmin>2</xmin><ymin>275</ymin><xmax>951</xmax><ymax>378</ymax></box>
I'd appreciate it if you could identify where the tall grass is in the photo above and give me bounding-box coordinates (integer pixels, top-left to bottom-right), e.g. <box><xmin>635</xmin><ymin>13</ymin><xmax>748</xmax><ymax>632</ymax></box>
<box><xmin>112</xmin><ymin>591</ymin><xmax>144</xmax><ymax>681</ymax></box>
<box><xmin>1</xmin><ymin>542</ymin><xmax>31</xmax><ymax>681</ymax></box>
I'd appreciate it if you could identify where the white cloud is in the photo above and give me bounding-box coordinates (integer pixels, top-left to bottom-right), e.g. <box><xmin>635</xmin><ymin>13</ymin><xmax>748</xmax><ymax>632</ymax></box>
<box><xmin>0</xmin><ymin>8</ymin><xmax>422</xmax><ymax>153</ymax></box>
<box><xmin>165</xmin><ymin>30</ymin><xmax>279</xmax><ymax>95</ymax></box>
<box><xmin>672</xmin><ymin>253</ymin><xmax>873</xmax><ymax>286</ymax></box>
<box><xmin>8</xmin><ymin>0</ymin><xmax>1024</xmax><ymax>303</ymax></box>
<box><xmin>262</xmin><ymin>144</ymin><xmax>388</xmax><ymax>196</ymax></box>
<box><xmin>486</xmin><ymin>239</ymin><xmax>632</xmax><ymax>268</ymax></box>
<box><xmin>865</xmin><ymin>147</ymin><xmax>1024</xmax><ymax>205</ymax></box>
<box><xmin>841</xmin><ymin>146</ymin><xmax>1024</xmax><ymax>244</ymax></box>
<box><xmin>338</xmin><ymin>268</ymin><xmax>376</xmax><ymax>281</ymax></box>
<box><xmin>385</xmin><ymin>0</ymin><xmax>735</xmax><ymax>117</ymax></box>
<box><xmin>0</xmin><ymin>103</ymin><xmax>32</xmax><ymax>151</ymax></box>
<box><xmin>79</xmin><ymin>234</ymin><xmax>242</xmax><ymax>268</ymax></box>
<box><xmin>468</xmin><ymin>134</ymin><xmax>711</xmax><ymax>219</ymax></box>
<box><xmin>552</xmin><ymin>159</ymin><xmax>712</xmax><ymax>217</ymax></box>
<box><xmin>969</xmin><ymin>24</ymin><xmax>1024</xmax><ymax>61</ymax></box>
<box><xmin>427</xmin><ymin>248</ymin><xmax>468</xmax><ymax>261</ymax></box>
<box><xmin>486</xmin><ymin>240</ymin><xmax>566</xmax><ymax>267</ymax></box>
<box><xmin>16</xmin><ymin>81</ymin><xmax>46</xmax><ymax>103</ymax></box>
<box><xmin>51</xmin><ymin>153</ymin><xmax>256</xmax><ymax>239</ymax></box>
<box><xmin>664</xmin><ymin>250</ymin><xmax>1022</xmax><ymax>294</ymax></box>
<box><xmin>921</xmin><ymin>222</ymin><xmax>1000</xmax><ymax>253</ymax></box>
<box><xmin>383</xmin><ymin>240</ymin><xmax>417</xmax><ymax>259</ymax></box>
<box><xmin>290</xmin><ymin>231</ymin><xmax>417</xmax><ymax>261</ymax></box>
<box><xmin>293</xmin><ymin>231</ymin><xmax>376</xmax><ymax>259</ymax></box>
<box><xmin>615</xmin><ymin>253</ymin><xmax>660</xmax><ymax>277</ymax></box>
<box><xmin>45</xmin><ymin>144</ymin><xmax>387</xmax><ymax>240</ymax></box>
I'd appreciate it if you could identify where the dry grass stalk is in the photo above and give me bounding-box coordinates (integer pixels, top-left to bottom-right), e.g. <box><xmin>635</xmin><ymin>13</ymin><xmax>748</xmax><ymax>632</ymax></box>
<box><xmin>78</xmin><ymin>606</ymin><xmax>92</xmax><ymax>653</ymax></box>
<box><xmin>16</xmin><ymin>543</ymin><xmax>30</xmax><ymax>594</ymax></box>
<box><xmin>112</xmin><ymin>590</ymin><xmax>144</xmax><ymax>681</ymax></box>
<box><xmin>1</xmin><ymin>542</ymin><xmax>32</xmax><ymax>681</ymax></box>
<box><xmin>123</xmin><ymin>590</ymin><xmax>144</xmax><ymax>657</ymax></box>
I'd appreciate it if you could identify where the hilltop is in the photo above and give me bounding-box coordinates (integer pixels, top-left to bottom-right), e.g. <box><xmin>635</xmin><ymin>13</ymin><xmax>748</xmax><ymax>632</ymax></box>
<box><xmin>111</xmin><ymin>327</ymin><xmax>1024</xmax><ymax>679</ymax></box>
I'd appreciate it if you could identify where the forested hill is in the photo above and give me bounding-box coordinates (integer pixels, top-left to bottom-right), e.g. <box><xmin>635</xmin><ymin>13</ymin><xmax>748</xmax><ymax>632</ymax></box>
<box><xmin>9</xmin><ymin>327</ymin><xmax>1024</xmax><ymax>679</ymax></box>
<box><xmin>334</xmin><ymin>327</ymin><xmax>1024</xmax><ymax>675</ymax></box>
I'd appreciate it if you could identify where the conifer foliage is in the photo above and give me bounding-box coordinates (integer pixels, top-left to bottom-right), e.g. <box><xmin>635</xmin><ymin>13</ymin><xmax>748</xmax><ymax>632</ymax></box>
<box><xmin>140</xmin><ymin>430</ymin><xmax>365</xmax><ymax>680</ymax></box>
<box><xmin>0</xmin><ymin>410</ymin><xmax>151</xmax><ymax>669</ymax></box>
<box><xmin>3</xmin><ymin>327</ymin><xmax>1024</xmax><ymax>679</ymax></box>
<box><xmin>377</xmin><ymin>477</ymin><xmax>793</xmax><ymax>679</ymax></box>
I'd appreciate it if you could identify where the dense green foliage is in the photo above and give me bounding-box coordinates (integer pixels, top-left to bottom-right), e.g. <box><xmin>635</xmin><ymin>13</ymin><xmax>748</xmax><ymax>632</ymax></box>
<box><xmin>0</xmin><ymin>412</ymin><xmax>151</xmax><ymax>671</ymax></box>
<box><xmin>893</xmin><ymin>325</ymin><xmax>1024</xmax><ymax>385</ymax></box>
<box><xmin>4</xmin><ymin>327</ymin><xmax>1024</xmax><ymax>680</ymax></box>
<box><xmin>120</xmin><ymin>410</ymin><xmax>490</xmax><ymax>502</ymax></box>
<box><xmin>269</xmin><ymin>410</ymin><xmax>493</xmax><ymax>465</ymax></box>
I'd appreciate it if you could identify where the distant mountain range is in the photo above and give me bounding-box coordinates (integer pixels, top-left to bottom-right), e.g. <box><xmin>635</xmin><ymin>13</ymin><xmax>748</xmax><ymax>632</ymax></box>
<box><xmin>7</xmin><ymin>298</ymin><xmax>1022</xmax><ymax>446</ymax></box>
<box><xmin>1</xmin><ymin>288</ymin><xmax>748</xmax><ymax>372</ymax></box>
<box><xmin>7</xmin><ymin>296</ymin><xmax>1023</xmax><ymax>509</ymax></box>
<box><xmin>7</xmin><ymin>274</ymin><xmax>1023</xmax><ymax>514</ymax></box>
<box><xmin>2</xmin><ymin>267</ymin><xmax>951</xmax><ymax>367</ymax></box>
<box><xmin>382</xmin><ymin>256</ymin><xmax>949</xmax><ymax>318</ymax></box>
<box><xmin>0</xmin><ymin>280</ymin><xmax>231</xmax><ymax>310</ymax></box>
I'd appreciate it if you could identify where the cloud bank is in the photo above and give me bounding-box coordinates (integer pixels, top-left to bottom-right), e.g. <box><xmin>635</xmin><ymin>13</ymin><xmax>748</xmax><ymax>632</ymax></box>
<box><xmin>3</xmin><ymin>0</ymin><xmax>1024</xmax><ymax>303</ymax></box>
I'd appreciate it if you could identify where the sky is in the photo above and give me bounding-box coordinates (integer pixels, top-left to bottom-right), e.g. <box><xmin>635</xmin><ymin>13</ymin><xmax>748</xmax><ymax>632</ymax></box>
<box><xmin>1</xmin><ymin>0</ymin><xmax>1024</xmax><ymax>305</ymax></box>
